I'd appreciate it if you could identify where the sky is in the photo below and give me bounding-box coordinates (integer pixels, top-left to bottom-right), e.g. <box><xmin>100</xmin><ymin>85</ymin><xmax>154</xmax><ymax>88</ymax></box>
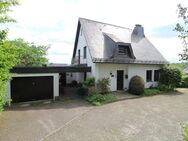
<box><xmin>5</xmin><ymin>0</ymin><xmax>188</xmax><ymax>64</ymax></box>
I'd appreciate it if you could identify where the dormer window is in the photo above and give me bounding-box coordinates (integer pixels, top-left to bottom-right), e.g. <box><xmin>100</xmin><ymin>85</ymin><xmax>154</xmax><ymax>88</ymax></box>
<box><xmin>118</xmin><ymin>45</ymin><xmax>128</xmax><ymax>55</ymax></box>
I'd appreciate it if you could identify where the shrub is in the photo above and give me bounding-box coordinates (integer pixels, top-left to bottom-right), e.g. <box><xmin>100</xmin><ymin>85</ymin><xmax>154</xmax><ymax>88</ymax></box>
<box><xmin>77</xmin><ymin>86</ymin><xmax>88</xmax><ymax>97</ymax></box>
<box><xmin>180</xmin><ymin>75</ymin><xmax>188</xmax><ymax>88</ymax></box>
<box><xmin>82</xmin><ymin>77</ymin><xmax>95</xmax><ymax>87</ymax></box>
<box><xmin>157</xmin><ymin>84</ymin><xmax>174</xmax><ymax>92</ymax></box>
<box><xmin>143</xmin><ymin>88</ymin><xmax>161</xmax><ymax>96</ymax></box>
<box><xmin>129</xmin><ymin>75</ymin><xmax>145</xmax><ymax>95</ymax></box>
<box><xmin>86</xmin><ymin>93</ymin><xmax>117</xmax><ymax>106</ymax></box>
<box><xmin>159</xmin><ymin>68</ymin><xmax>181</xmax><ymax>89</ymax></box>
<box><xmin>96</xmin><ymin>78</ymin><xmax>110</xmax><ymax>94</ymax></box>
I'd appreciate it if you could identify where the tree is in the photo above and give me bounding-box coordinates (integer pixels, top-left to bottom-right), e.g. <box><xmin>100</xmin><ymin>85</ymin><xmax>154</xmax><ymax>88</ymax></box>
<box><xmin>0</xmin><ymin>0</ymin><xmax>19</xmax><ymax>41</ymax></box>
<box><xmin>159</xmin><ymin>68</ymin><xmax>181</xmax><ymax>89</ymax></box>
<box><xmin>7</xmin><ymin>39</ymin><xmax>49</xmax><ymax>66</ymax></box>
<box><xmin>174</xmin><ymin>4</ymin><xmax>188</xmax><ymax>60</ymax></box>
<box><xmin>0</xmin><ymin>0</ymin><xmax>19</xmax><ymax>111</ymax></box>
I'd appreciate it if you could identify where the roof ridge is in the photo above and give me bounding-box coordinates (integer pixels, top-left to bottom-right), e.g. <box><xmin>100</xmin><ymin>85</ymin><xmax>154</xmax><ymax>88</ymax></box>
<box><xmin>79</xmin><ymin>17</ymin><xmax>132</xmax><ymax>31</ymax></box>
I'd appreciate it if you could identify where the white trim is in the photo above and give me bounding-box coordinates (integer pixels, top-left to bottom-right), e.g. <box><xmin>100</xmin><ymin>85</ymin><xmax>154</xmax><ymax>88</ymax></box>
<box><xmin>7</xmin><ymin>73</ymin><xmax>59</xmax><ymax>104</ymax></box>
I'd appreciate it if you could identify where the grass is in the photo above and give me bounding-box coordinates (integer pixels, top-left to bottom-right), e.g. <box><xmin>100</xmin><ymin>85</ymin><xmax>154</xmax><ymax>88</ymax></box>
<box><xmin>143</xmin><ymin>88</ymin><xmax>162</xmax><ymax>96</ymax></box>
<box><xmin>86</xmin><ymin>93</ymin><xmax>117</xmax><ymax>106</ymax></box>
<box><xmin>183</xmin><ymin>125</ymin><xmax>188</xmax><ymax>141</ymax></box>
<box><xmin>86</xmin><ymin>87</ymin><xmax>176</xmax><ymax>106</ymax></box>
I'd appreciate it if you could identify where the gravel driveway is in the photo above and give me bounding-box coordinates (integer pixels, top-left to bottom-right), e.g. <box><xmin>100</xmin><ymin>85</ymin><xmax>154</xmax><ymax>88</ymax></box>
<box><xmin>1</xmin><ymin>88</ymin><xmax>188</xmax><ymax>141</ymax></box>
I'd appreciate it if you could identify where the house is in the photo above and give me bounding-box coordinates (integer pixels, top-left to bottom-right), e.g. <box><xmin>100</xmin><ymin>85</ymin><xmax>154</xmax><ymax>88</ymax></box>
<box><xmin>71</xmin><ymin>18</ymin><xmax>168</xmax><ymax>91</ymax></box>
<box><xmin>6</xmin><ymin>18</ymin><xmax>168</xmax><ymax>104</ymax></box>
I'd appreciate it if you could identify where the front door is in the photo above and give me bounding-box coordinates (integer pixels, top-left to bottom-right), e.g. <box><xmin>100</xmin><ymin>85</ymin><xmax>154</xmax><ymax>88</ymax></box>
<box><xmin>117</xmin><ymin>70</ymin><xmax>124</xmax><ymax>90</ymax></box>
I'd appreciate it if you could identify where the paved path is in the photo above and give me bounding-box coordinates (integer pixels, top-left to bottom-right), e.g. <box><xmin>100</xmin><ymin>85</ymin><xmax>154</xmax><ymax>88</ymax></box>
<box><xmin>1</xmin><ymin>89</ymin><xmax>188</xmax><ymax>141</ymax></box>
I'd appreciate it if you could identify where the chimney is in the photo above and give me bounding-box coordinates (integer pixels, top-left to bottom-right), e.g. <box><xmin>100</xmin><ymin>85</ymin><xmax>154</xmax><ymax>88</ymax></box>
<box><xmin>132</xmin><ymin>24</ymin><xmax>145</xmax><ymax>38</ymax></box>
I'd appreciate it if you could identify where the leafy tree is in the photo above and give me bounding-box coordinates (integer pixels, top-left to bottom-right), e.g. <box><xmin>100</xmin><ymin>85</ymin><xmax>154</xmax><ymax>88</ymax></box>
<box><xmin>0</xmin><ymin>0</ymin><xmax>19</xmax><ymax>111</ymax></box>
<box><xmin>7</xmin><ymin>39</ymin><xmax>49</xmax><ymax>66</ymax></box>
<box><xmin>174</xmin><ymin>4</ymin><xmax>188</xmax><ymax>60</ymax></box>
<box><xmin>159</xmin><ymin>68</ymin><xmax>181</xmax><ymax>89</ymax></box>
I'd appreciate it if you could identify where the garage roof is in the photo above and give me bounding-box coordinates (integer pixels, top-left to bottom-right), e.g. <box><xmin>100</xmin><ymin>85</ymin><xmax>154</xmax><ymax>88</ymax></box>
<box><xmin>11</xmin><ymin>65</ymin><xmax>91</xmax><ymax>74</ymax></box>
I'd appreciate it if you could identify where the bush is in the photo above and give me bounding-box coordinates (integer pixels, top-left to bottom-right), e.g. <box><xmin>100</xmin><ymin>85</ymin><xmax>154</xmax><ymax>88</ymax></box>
<box><xmin>180</xmin><ymin>75</ymin><xmax>188</xmax><ymax>88</ymax></box>
<box><xmin>82</xmin><ymin>77</ymin><xmax>95</xmax><ymax>87</ymax></box>
<box><xmin>77</xmin><ymin>86</ymin><xmax>88</xmax><ymax>97</ymax></box>
<box><xmin>0</xmin><ymin>43</ymin><xmax>20</xmax><ymax>111</ymax></box>
<box><xmin>143</xmin><ymin>88</ymin><xmax>161</xmax><ymax>96</ymax></box>
<box><xmin>159</xmin><ymin>68</ymin><xmax>181</xmax><ymax>89</ymax></box>
<box><xmin>157</xmin><ymin>84</ymin><xmax>174</xmax><ymax>92</ymax></box>
<box><xmin>129</xmin><ymin>75</ymin><xmax>145</xmax><ymax>95</ymax></box>
<box><xmin>96</xmin><ymin>78</ymin><xmax>110</xmax><ymax>94</ymax></box>
<box><xmin>86</xmin><ymin>93</ymin><xmax>117</xmax><ymax>106</ymax></box>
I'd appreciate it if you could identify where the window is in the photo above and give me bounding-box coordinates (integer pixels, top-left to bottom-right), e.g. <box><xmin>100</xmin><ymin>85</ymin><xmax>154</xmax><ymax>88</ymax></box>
<box><xmin>80</xmin><ymin>28</ymin><xmax>83</xmax><ymax>36</ymax></box>
<box><xmin>154</xmin><ymin>70</ymin><xmax>160</xmax><ymax>81</ymax></box>
<box><xmin>84</xmin><ymin>46</ymin><xmax>87</xmax><ymax>59</ymax></box>
<box><xmin>78</xmin><ymin>49</ymin><xmax>80</xmax><ymax>64</ymax></box>
<box><xmin>118</xmin><ymin>45</ymin><xmax>127</xmax><ymax>55</ymax></box>
<box><xmin>146</xmin><ymin>70</ymin><xmax>152</xmax><ymax>82</ymax></box>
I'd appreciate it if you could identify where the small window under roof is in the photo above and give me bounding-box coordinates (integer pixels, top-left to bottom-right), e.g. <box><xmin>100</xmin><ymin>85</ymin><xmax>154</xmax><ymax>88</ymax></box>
<box><xmin>118</xmin><ymin>45</ymin><xmax>128</xmax><ymax>55</ymax></box>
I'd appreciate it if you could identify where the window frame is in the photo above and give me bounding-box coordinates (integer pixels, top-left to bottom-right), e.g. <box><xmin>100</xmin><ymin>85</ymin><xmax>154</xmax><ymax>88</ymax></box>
<box><xmin>118</xmin><ymin>45</ymin><xmax>128</xmax><ymax>55</ymax></box>
<box><xmin>146</xmin><ymin>70</ymin><xmax>152</xmax><ymax>82</ymax></box>
<box><xmin>78</xmin><ymin>49</ymin><xmax>80</xmax><ymax>64</ymax></box>
<box><xmin>154</xmin><ymin>70</ymin><xmax>160</xmax><ymax>82</ymax></box>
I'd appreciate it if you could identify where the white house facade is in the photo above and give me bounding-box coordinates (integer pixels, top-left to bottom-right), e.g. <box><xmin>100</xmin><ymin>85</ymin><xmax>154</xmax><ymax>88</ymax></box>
<box><xmin>71</xmin><ymin>18</ymin><xmax>168</xmax><ymax>91</ymax></box>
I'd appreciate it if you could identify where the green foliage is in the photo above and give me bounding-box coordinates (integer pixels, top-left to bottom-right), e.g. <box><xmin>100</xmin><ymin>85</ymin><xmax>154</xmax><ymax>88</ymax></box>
<box><xmin>0</xmin><ymin>0</ymin><xmax>21</xmax><ymax>111</ymax></box>
<box><xmin>6</xmin><ymin>39</ymin><xmax>49</xmax><ymax>66</ymax></box>
<box><xmin>0</xmin><ymin>0</ymin><xmax>19</xmax><ymax>23</ymax></box>
<box><xmin>174</xmin><ymin>4</ymin><xmax>188</xmax><ymax>61</ymax></box>
<box><xmin>159</xmin><ymin>68</ymin><xmax>181</xmax><ymax>89</ymax></box>
<box><xmin>168</xmin><ymin>63</ymin><xmax>188</xmax><ymax>72</ymax></box>
<box><xmin>180</xmin><ymin>75</ymin><xmax>188</xmax><ymax>88</ymax></box>
<box><xmin>78</xmin><ymin>78</ymin><xmax>96</xmax><ymax>96</ymax></box>
<box><xmin>86</xmin><ymin>93</ymin><xmax>117</xmax><ymax>106</ymax></box>
<box><xmin>143</xmin><ymin>88</ymin><xmax>161</xmax><ymax>96</ymax></box>
<box><xmin>129</xmin><ymin>75</ymin><xmax>145</xmax><ymax>95</ymax></box>
<box><xmin>82</xmin><ymin>77</ymin><xmax>95</xmax><ymax>87</ymax></box>
<box><xmin>0</xmin><ymin>43</ymin><xmax>20</xmax><ymax>111</ymax></box>
<box><xmin>77</xmin><ymin>86</ymin><xmax>88</xmax><ymax>97</ymax></box>
<box><xmin>157</xmin><ymin>84</ymin><xmax>174</xmax><ymax>92</ymax></box>
<box><xmin>183</xmin><ymin>125</ymin><xmax>188</xmax><ymax>141</ymax></box>
<box><xmin>96</xmin><ymin>78</ymin><xmax>110</xmax><ymax>94</ymax></box>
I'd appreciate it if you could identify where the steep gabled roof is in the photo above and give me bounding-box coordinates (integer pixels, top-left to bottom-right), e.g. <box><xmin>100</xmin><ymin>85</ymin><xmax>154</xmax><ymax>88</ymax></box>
<box><xmin>72</xmin><ymin>18</ymin><xmax>168</xmax><ymax>64</ymax></box>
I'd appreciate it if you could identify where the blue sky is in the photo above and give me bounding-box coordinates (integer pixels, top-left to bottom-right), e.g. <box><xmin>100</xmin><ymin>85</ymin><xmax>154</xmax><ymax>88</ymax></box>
<box><xmin>4</xmin><ymin>0</ymin><xmax>188</xmax><ymax>64</ymax></box>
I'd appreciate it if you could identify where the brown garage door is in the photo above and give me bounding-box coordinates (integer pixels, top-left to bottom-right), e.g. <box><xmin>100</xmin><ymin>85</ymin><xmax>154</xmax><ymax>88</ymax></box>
<box><xmin>11</xmin><ymin>76</ymin><xmax>53</xmax><ymax>103</ymax></box>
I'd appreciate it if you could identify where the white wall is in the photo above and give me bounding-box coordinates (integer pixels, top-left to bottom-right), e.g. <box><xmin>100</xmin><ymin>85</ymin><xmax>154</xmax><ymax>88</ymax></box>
<box><xmin>75</xmin><ymin>27</ymin><xmax>87</xmax><ymax>64</ymax></box>
<box><xmin>95</xmin><ymin>63</ymin><xmax>128</xmax><ymax>91</ymax></box>
<box><xmin>94</xmin><ymin>63</ymin><xmax>163</xmax><ymax>91</ymax></box>
<box><xmin>66</xmin><ymin>72</ymin><xmax>85</xmax><ymax>84</ymax></box>
<box><xmin>73</xmin><ymin>26</ymin><xmax>96</xmax><ymax>81</ymax></box>
<box><xmin>7</xmin><ymin>73</ymin><xmax>59</xmax><ymax>104</ymax></box>
<box><xmin>128</xmin><ymin>64</ymin><xmax>162</xmax><ymax>88</ymax></box>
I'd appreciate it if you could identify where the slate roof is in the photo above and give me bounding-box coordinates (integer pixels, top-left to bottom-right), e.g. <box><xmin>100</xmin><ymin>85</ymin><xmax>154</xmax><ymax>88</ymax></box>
<box><xmin>73</xmin><ymin>18</ymin><xmax>168</xmax><ymax>65</ymax></box>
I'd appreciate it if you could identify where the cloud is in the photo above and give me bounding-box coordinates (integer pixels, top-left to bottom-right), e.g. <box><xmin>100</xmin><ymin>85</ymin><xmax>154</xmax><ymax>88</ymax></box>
<box><xmin>5</xmin><ymin>0</ymin><xmax>188</xmax><ymax>63</ymax></box>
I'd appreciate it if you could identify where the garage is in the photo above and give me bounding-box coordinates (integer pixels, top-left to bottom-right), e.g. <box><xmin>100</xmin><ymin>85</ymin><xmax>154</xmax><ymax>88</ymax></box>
<box><xmin>8</xmin><ymin>66</ymin><xmax>91</xmax><ymax>104</ymax></box>
<box><xmin>11</xmin><ymin>76</ymin><xmax>53</xmax><ymax>103</ymax></box>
